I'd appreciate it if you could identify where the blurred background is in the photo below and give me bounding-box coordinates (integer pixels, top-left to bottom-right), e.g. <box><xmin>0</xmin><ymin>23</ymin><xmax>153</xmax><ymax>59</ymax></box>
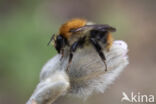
<box><xmin>0</xmin><ymin>0</ymin><xmax>156</xmax><ymax>104</ymax></box>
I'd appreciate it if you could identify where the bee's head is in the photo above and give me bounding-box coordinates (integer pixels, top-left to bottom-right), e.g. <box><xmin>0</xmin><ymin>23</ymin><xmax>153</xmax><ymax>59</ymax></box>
<box><xmin>59</xmin><ymin>18</ymin><xmax>86</xmax><ymax>39</ymax></box>
<box><xmin>48</xmin><ymin>19</ymin><xmax>86</xmax><ymax>53</ymax></box>
<box><xmin>53</xmin><ymin>35</ymin><xmax>68</xmax><ymax>53</ymax></box>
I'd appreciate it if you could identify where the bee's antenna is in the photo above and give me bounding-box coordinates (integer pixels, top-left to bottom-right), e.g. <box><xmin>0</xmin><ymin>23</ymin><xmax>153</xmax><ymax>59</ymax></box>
<box><xmin>47</xmin><ymin>34</ymin><xmax>55</xmax><ymax>46</ymax></box>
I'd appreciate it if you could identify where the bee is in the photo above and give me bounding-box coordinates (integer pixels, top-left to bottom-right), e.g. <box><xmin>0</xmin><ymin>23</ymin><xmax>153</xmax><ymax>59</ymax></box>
<box><xmin>48</xmin><ymin>18</ymin><xmax>116</xmax><ymax>72</ymax></box>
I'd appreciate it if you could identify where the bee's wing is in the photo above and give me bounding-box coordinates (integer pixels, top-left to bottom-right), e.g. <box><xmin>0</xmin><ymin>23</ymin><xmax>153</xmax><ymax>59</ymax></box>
<box><xmin>70</xmin><ymin>24</ymin><xmax>116</xmax><ymax>33</ymax></box>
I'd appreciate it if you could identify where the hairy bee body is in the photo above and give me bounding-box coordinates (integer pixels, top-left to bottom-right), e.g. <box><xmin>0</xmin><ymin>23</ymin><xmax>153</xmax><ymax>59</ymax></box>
<box><xmin>49</xmin><ymin>18</ymin><xmax>116</xmax><ymax>71</ymax></box>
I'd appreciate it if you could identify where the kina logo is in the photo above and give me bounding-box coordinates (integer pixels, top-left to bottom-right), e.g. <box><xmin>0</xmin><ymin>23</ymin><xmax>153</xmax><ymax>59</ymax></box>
<box><xmin>121</xmin><ymin>92</ymin><xmax>155</xmax><ymax>103</ymax></box>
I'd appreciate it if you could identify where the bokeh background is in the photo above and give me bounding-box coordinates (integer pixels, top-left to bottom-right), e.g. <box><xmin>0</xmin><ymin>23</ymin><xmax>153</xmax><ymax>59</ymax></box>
<box><xmin>0</xmin><ymin>0</ymin><xmax>156</xmax><ymax>104</ymax></box>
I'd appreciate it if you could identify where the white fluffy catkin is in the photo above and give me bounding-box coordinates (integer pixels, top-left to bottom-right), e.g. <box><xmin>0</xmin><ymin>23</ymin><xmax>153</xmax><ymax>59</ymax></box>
<box><xmin>26</xmin><ymin>40</ymin><xmax>129</xmax><ymax>104</ymax></box>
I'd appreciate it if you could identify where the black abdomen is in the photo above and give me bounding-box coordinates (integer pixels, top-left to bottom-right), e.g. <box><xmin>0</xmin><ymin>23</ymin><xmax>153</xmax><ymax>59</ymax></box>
<box><xmin>90</xmin><ymin>30</ymin><xmax>108</xmax><ymax>44</ymax></box>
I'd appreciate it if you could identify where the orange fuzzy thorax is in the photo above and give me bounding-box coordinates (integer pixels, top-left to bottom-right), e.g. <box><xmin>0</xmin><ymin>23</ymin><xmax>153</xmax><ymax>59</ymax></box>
<box><xmin>59</xmin><ymin>18</ymin><xmax>86</xmax><ymax>38</ymax></box>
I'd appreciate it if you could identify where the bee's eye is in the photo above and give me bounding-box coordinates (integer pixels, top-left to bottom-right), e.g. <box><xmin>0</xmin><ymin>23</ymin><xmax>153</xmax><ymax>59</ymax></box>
<box><xmin>57</xmin><ymin>35</ymin><xmax>63</xmax><ymax>40</ymax></box>
<box><xmin>55</xmin><ymin>35</ymin><xmax>68</xmax><ymax>53</ymax></box>
<box><xmin>55</xmin><ymin>35</ymin><xmax>63</xmax><ymax>53</ymax></box>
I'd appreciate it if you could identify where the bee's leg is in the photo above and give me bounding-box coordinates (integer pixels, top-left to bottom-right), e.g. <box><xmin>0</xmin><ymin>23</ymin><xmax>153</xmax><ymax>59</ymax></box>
<box><xmin>90</xmin><ymin>38</ymin><xmax>107</xmax><ymax>71</ymax></box>
<box><xmin>61</xmin><ymin>37</ymin><xmax>68</xmax><ymax>60</ymax></box>
<box><xmin>66</xmin><ymin>41</ymin><xmax>79</xmax><ymax>72</ymax></box>
<box><xmin>60</xmin><ymin>49</ymin><xmax>64</xmax><ymax>60</ymax></box>
<box><xmin>66</xmin><ymin>37</ymin><xmax>86</xmax><ymax>72</ymax></box>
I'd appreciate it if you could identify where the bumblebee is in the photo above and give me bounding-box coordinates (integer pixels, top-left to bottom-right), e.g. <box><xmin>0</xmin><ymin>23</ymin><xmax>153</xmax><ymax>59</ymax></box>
<box><xmin>48</xmin><ymin>18</ymin><xmax>116</xmax><ymax>72</ymax></box>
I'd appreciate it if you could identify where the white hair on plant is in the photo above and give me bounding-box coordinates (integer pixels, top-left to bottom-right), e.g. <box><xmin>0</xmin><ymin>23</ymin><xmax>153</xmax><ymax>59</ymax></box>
<box><xmin>26</xmin><ymin>40</ymin><xmax>129</xmax><ymax>104</ymax></box>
